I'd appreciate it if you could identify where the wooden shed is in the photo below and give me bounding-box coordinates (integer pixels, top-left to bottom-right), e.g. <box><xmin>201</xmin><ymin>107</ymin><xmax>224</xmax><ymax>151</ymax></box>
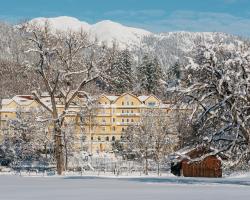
<box><xmin>171</xmin><ymin>145</ymin><xmax>222</xmax><ymax>178</ymax></box>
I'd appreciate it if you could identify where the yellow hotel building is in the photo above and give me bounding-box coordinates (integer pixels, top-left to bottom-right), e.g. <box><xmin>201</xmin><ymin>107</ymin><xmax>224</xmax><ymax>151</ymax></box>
<box><xmin>0</xmin><ymin>93</ymin><xmax>178</xmax><ymax>153</ymax></box>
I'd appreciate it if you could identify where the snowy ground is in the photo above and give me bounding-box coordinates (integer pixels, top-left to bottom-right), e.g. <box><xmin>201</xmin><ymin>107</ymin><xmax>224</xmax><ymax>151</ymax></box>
<box><xmin>0</xmin><ymin>174</ymin><xmax>250</xmax><ymax>200</ymax></box>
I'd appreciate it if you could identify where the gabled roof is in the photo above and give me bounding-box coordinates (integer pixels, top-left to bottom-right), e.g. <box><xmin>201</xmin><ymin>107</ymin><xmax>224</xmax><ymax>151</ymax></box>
<box><xmin>113</xmin><ymin>92</ymin><xmax>142</xmax><ymax>104</ymax></box>
<box><xmin>12</xmin><ymin>95</ymin><xmax>35</xmax><ymax>106</ymax></box>
<box><xmin>105</xmin><ymin>95</ymin><xmax>119</xmax><ymax>102</ymax></box>
<box><xmin>98</xmin><ymin>94</ymin><xmax>113</xmax><ymax>103</ymax></box>
<box><xmin>138</xmin><ymin>94</ymin><xmax>161</xmax><ymax>103</ymax></box>
<box><xmin>2</xmin><ymin>95</ymin><xmax>35</xmax><ymax>106</ymax></box>
<box><xmin>138</xmin><ymin>95</ymin><xmax>149</xmax><ymax>102</ymax></box>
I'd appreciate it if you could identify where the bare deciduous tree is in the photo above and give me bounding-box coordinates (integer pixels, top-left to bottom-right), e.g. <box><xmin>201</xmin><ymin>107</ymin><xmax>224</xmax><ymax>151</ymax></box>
<box><xmin>22</xmin><ymin>22</ymin><xmax>104</xmax><ymax>174</ymax></box>
<box><xmin>123</xmin><ymin>109</ymin><xmax>175</xmax><ymax>175</ymax></box>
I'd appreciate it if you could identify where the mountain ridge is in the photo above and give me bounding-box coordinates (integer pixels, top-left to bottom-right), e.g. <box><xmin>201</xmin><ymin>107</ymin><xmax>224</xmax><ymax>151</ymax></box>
<box><xmin>27</xmin><ymin>16</ymin><xmax>242</xmax><ymax>68</ymax></box>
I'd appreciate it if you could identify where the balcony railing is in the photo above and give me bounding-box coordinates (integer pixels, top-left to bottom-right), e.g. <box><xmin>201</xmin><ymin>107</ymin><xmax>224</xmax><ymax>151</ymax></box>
<box><xmin>115</xmin><ymin>113</ymin><xmax>140</xmax><ymax>116</ymax></box>
<box><xmin>116</xmin><ymin>122</ymin><xmax>138</xmax><ymax>125</ymax></box>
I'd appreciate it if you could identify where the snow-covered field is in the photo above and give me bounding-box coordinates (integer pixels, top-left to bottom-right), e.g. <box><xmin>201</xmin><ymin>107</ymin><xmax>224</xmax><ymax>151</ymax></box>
<box><xmin>0</xmin><ymin>174</ymin><xmax>250</xmax><ymax>200</ymax></box>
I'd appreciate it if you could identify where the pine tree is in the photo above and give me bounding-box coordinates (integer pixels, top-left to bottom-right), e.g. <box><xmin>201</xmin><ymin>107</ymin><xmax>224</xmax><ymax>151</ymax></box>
<box><xmin>167</xmin><ymin>61</ymin><xmax>181</xmax><ymax>88</ymax></box>
<box><xmin>110</xmin><ymin>49</ymin><xmax>134</xmax><ymax>94</ymax></box>
<box><xmin>137</xmin><ymin>55</ymin><xmax>163</xmax><ymax>94</ymax></box>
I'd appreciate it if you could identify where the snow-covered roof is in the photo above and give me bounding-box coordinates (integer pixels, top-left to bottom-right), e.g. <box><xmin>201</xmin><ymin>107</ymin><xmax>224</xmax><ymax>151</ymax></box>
<box><xmin>1</xmin><ymin>99</ymin><xmax>12</xmax><ymax>105</ymax></box>
<box><xmin>105</xmin><ymin>95</ymin><xmax>118</xmax><ymax>102</ymax></box>
<box><xmin>138</xmin><ymin>95</ymin><xmax>149</xmax><ymax>102</ymax></box>
<box><xmin>12</xmin><ymin>95</ymin><xmax>34</xmax><ymax>106</ymax></box>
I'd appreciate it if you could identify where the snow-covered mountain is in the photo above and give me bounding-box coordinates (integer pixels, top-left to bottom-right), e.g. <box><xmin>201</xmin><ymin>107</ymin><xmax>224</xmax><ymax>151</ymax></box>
<box><xmin>28</xmin><ymin>16</ymin><xmax>151</xmax><ymax>48</ymax></box>
<box><xmin>26</xmin><ymin>16</ymin><xmax>243</xmax><ymax>68</ymax></box>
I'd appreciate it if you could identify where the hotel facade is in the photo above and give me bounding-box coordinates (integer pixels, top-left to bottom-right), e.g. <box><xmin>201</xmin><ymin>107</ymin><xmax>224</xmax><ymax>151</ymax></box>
<box><xmin>0</xmin><ymin>93</ymin><xmax>181</xmax><ymax>153</ymax></box>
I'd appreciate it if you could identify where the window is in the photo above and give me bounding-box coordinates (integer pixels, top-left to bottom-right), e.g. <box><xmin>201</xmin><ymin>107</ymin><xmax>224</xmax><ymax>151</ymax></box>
<box><xmin>91</xmin><ymin>136</ymin><xmax>94</xmax><ymax>141</ymax></box>
<box><xmin>106</xmin><ymin>136</ymin><xmax>109</xmax><ymax>141</ymax></box>
<box><xmin>122</xmin><ymin>110</ymin><xmax>124</xmax><ymax>113</ymax></box>
<box><xmin>131</xmin><ymin>119</ymin><xmax>134</xmax><ymax>122</ymax></box>
<box><xmin>105</xmin><ymin>102</ymin><xmax>107</xmax><ymax>105</ymax></box>
<box><xmin>102</xmin><ymin>127</ymin><xmax>105</xmax><ymax>131</ymax></box>
<box><xmin>122</xmin><ymin>102</ymin><xmax>124</xmax><ymax>105</ymax></box>
<box><xmin>127</xmin><ymin>119</ymin><xmax>129</xmax><ymax>122</ymax></box>
<box><xmin>112</xmin><ymin>136</ymin><xmax>116</xmax><ymax>141</ymax></box>
<box><xmin>127</xmin><ymin>110</ymin><xmax>129</xmax><ymax>113</ymax></box>
<box><xmin>112</xmin><ymin>127</ymin><xmax>116</xmax><ymax>131</ymax></box>
<box><xmin>102</xmin><ymin>118</ymin><xmax>106</xmax><ymax>123</ymax></box>
<box><xmin>127</xmin><ymin>101</ymin><xmax>129</xmax><ymax>105</ymax></box>
<box><xmin>113</xmin><ymin>118</ymin><xmax>115</xmax><ymax>122</ymax></box>
<box><xmin>122</xmin><ymin>119</ymin><xmax>124</xmax><ymax>122</ymax></box>
<box><xmin>148</xmin><ymin>102</ymin><xmax>156</xmax><ymax>106</ymax></box>
<box><xmin>131</xmin><ymin>102</ymin><xmax>134</xmax><ymax>105</ymax></box>
<box><xmin>122</xmin><ymin>127</ymin><xmax>125</xmax><ymax>132</ymax></box>
<box><xmin>131</xmin><ymin>110</ymin><xmax>133</xmax><ymax>113</ymax></box>
<box><xmin>98</xmin><ymin>136</ymin><xmax>101</xmax><ymax>141</ymax></box>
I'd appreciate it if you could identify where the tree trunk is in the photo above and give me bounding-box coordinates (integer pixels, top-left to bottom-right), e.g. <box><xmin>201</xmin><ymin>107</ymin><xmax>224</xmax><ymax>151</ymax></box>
<box><xmin>145</xmin><ymin>152</ymin><xmax>149</xmax><ymax>175</ymax></box>
<box><xmin>157</xmin><ymin>159</ymin><xmax>160</xmax><ymax>176</ymax></box>
<box><xmin>44</xmin><ymin>144</ymin><xmax>47</xmax><ymax>159</ymax></box>
<box><xmin>64</xmin><ymin>131</ymin><xmax>68</xmax><ymax>171</ymax></box>
<box><xmin>54</xmin><ymin>126</ymin><xmax>64</xmax><ymax>175</ymax></box>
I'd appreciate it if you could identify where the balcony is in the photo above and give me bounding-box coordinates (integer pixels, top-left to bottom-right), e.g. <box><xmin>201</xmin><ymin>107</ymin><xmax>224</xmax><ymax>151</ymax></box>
<box><xmin>116</xmin><ymin>122</ymin><xmax>138</xmax><ymax>125</ymax></box>
<box><xmin>97</xmin><ymin>122</ymin><xmax>111</xmax><ymax>126</ymax></box>
<box><xmin>96</xmin><ymin>113</ymin><xmax>112</xmax><ymax>117</ymax></box>
<box><xmin>115</xmin><ymin>113</ymin><xmax>140</xmax><ymax>117</ymax></box>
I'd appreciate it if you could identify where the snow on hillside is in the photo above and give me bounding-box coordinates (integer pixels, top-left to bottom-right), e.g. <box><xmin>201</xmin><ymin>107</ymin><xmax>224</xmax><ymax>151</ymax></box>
<box><xmin>28</xmin><ymin>16</ymin><xmax>151</xmax><ymax>48</ymax></box>
<box><xmin>30</xmin><ymin>16</ymin><xmax>91</xmax><ymax>32</ymax></box>
<box><xmin>26</xmin><ymin>16</ymin><xmax>243</xmax><ymax>69</ymax></box>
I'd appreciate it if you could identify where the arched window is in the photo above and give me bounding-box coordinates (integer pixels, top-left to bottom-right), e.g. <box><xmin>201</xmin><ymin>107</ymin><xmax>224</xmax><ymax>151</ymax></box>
<box><xmin>98</xmin><ymin>136</ymin><xmax>101</xmax><ymax>141</ymax></box>
<box><xmin>106</xmin><ymin>136</ymin><xmax>109</xmax><ymax>141</ymax></box>
<box><xmin>112</xmin><ymin>136</ymin><xmax>116</xmax><ymax>141</ymax></box>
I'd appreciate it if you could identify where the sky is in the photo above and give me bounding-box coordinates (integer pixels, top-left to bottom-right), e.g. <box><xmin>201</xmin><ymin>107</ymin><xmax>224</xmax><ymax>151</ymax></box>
<box><xmin>1</xmin><ymin>0</ymin><xmax>250</xmax><ymax>37</ymax></box>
